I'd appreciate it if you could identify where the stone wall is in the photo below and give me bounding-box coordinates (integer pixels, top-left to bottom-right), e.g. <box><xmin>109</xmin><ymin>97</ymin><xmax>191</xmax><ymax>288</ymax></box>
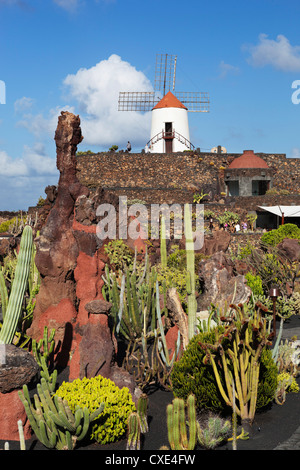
<box><xmin>76</xmin><ymin>151</ymin><xmax>300</xmax><ymax>206</ymax></box>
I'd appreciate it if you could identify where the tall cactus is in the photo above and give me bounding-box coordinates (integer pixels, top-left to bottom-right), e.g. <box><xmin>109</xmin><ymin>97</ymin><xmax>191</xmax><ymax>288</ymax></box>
<box><xmin>18</xmin><ymin>377</ymin><xmax>105</xmax><ymax>450</ymax></box>
<box><xmin>0</xmin><ymin>225</ymin><xmax>33</xmax><ymax>344</ymax></box>
<box><xmin>184</xmin><ymin>204</ymin><xmax>197</xmax><ymax>341</ymax></box>
<box><xmin>160</xmin><ymin>215</ymin><xmax>167</xmax><ymax>269</ymax></box>
<box><xmin>0</xmin><ymin>268</ymin><xmax>8</xmax><ymax>321</ymax></box>
<box><xmin>126</xmin><ymin>394</ymin><xmax>148</xmax><ymax>450</ymax></box>
<box><xmin>167</xmin><ymin>394</ymin><xmax>197</xmax><ymax>450</ymax></box>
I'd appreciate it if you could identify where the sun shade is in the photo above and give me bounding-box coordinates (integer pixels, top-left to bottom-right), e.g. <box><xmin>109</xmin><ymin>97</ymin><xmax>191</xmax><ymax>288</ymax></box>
<box><xmin>258</xmin><ymin>205</ymin><xmax>300</xmax><ymax>217</ymax></box>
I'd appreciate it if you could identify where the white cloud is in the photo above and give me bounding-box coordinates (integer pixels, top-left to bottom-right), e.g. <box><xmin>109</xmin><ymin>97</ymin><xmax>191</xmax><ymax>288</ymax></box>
<box><xmin>63</xmin><ymin>54</ymin><xmax>153</xmax><ymax>148</ymax></box>
<box><xmin>218</xmin><ymin>61</ymin><xmax>240</xmax><ymax>79</ymax></box>
<box><xmin>0</xmin><ymin>144</ymin><xmax>57</xmax><ymax>178</ymax></box>
<box><xmin>17</xmin><ymin>105</ymin><xmax>75</xmax><ymax>139</ymax></box>
<box><xmin>14</xmin><ymin>96</ymin><xmax>34</xmax><ymax>113</ymax></box>
<box><xmin>15</xmin><ymin>55</ymin><xmax>153</xmax><ymax>151</ymax></box>
<box><xmin>0</xmin><ymin>150</ymin><xmax>28</xmax><ymax>176</ymax></box>
<box><xmin>246</xmin><ymin>34</ymin><xmax>300</xmax><ymax>72</ymax></box>
<box><xmin>23</xmin><ymin>143</ymin><xmax>58</xmax><ymax>175</ymax></box>
<box><xmin>53</xmin><ymin>0</ymin><xmax>80</xmax><ymax>12</ymax></box>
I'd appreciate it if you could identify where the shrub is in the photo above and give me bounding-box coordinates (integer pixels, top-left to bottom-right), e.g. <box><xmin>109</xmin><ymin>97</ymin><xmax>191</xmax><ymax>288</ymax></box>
<box><xmin>104</xmin><ymin>240</ymin><xmax>134</xmax><ymax>272</ymax></box>
<box><xmin>245</xmin><ymin>272</ymin><xmax>264</xmax><ymax>296</ymax></box>
<box><xmin>55</xmin><ymin>375</ymin><xmax>136</xmax><ymax>444</ymax></box>
<box><xmin>171</xmin><ymin>328</ymin><xmax>229</xmax><ymax>413</ymax></box>
<box><xmin>261</xmin><ymin>223</ymin><xmax>300</xmax><ymax>247</ymax></box>
<box><xmin>256</xmin><ymin>348</ymin><xmax>278</xmax><ymax>409</ymax></box>
<box><xmin>171</xmin><ymin>328</ymin><xmax>277</xmax><ymax>414</ymax></box>
<box><xmin>0</xmin><ymin>216</ymin><xmax>26</xmax><ymax>234</ymax></box>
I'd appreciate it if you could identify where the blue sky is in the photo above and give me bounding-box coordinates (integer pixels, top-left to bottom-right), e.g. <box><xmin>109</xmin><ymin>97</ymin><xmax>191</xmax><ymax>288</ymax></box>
<box><xmin>1</xmin><ymin>0</ymin><xmax>300</xmax><ymax>210</ymax></box>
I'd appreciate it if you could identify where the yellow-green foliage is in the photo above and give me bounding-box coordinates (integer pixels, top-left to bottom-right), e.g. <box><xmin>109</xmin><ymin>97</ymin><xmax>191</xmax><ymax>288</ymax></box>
<box><xmin>55</xmin><ymin>375</ymin><xmax>136</xmax><ymax>444</ymax></box>
<box><xmin>0</xmin><ymin>216</ymin><xmax>27</xmax><ymax>234</ymax></box>
<box><xmin>277</xmin><ymin>372</ymin><xmax>300</xmax><ymax>394</ymax></box>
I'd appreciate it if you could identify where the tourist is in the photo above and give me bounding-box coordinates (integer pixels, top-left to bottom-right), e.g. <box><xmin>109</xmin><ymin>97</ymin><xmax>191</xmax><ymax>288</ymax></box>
<box><xmin>235</xmin><ymin>222</ymin><xmax>241</xmax><ymax>232</ymax></box>
<box><xmin>127</xmin><ymin>141</ymin><xmax>131</xmax><ymax>152</ymax></box>
<box><xmin>209</xmin><ymin>217</ymin><xmax>213</xmax><ymax>231</ymax></box>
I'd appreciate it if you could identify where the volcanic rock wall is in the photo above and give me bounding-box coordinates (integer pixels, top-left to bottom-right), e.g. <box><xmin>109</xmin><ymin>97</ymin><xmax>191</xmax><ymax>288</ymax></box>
<box><xmin>28</xmin><ymin>112</ymin><xmax>139</xmax><ymax>396</ymax></box>
<box><xmin>76</xmin><ymin>151</ymin><xmax>300</xmax><ymax>204</ymax></box>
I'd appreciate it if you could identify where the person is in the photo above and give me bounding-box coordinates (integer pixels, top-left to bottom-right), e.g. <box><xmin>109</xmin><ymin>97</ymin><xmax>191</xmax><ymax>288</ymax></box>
<box><xmin>209</xmin><ymin>217</ymin><xmax>213</xmax><ymax>231</ymax></box>
<box><xmin>235</xmin><ymin>223</ymin><xmax>241</xmax><ymax>232</ymax></box>
<box><xmin>127</xmin><ymin>141</ymin><xmax>131</xmax><ymax>152</ymax></box>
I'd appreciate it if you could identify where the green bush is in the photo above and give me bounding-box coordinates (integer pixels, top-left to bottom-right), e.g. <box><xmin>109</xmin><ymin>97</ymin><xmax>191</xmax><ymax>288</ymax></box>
<box><xmin>256</xmin><ymin>348</ymin><xmax>278</xmax><ymax>409</ymax></box>
<box><xmin>55</xmin><ymin>375</ymin><xmax>136</xmax><ymax>444</ymax></box>
<box><xmin>171</xmin><ymin>328</ymin><xmax>229</xmax><ymax>413</ymax></box>
<box><xmin>104</xmin><ymin>240</ymin><xmax>134</xmax><ymax>272</ymax></box>
<box><xmin>245</xmin><ymin>272</ymin><xmax>264</xmax><ymax>296</ymax></box>
<box><xmin>261</xmin><ymin>223</ymin><xmax>300</xmax><ymax>247</ymax></box>
<box><xmin>0</xmin><ymin>216</ymin><xmax>26</xmax><ymax>234</ymax></box>
<box><xmin>171</xmin><ymin>328</ymin><xmax>277</xmax><ymax>414</ymax></box>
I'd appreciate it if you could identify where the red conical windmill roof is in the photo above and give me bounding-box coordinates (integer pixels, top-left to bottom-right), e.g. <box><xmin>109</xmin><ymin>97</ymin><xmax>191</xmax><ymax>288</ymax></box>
<box><xmin>153</xmin><ymin>91</ymin><xmax>187</xmax><ymax>110</ymax></box>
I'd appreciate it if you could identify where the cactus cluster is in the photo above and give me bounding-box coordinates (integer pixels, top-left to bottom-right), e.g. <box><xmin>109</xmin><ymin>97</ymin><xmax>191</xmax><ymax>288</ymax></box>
<box><xmin>126</xmin><ymin>394</ymin><xmax>148</xmax><ymax>450</ymax></box>
<box><xmin>166</xmin><ymin>394</ymin><xmax>232</xmax><ymax>450</ymax></box>
<box><xmin>18</xmin><ymin>378</ymin><xmax>105</xmax><ymax>450</ymax></box>
<box><xmin>198</xmin><ymin>303</ymin><xmax>274</xmax><ymax>426</ymax></box>
<box><xmin>32</xmin><ymin>326</ymin><xmax>57</xmax><ymax>393</ymax></box>
<box><xmin>167</xmin><ymin>394</ymin><xmax>197</xmax><ymax>450</ymax></box>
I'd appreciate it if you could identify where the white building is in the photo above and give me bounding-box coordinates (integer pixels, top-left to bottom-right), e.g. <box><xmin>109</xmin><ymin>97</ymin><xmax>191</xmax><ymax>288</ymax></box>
<box><xmin>149</xmin><ymin>91</ymin><xmax>193</xmax><ymax>153</ymax></box>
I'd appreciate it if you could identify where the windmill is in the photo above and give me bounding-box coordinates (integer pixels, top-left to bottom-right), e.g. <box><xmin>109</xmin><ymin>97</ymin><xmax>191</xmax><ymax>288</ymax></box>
<box><xmin>118</xmin><ymin>54</ymin><xmax>210</xmax><ymax>153</ymax></box>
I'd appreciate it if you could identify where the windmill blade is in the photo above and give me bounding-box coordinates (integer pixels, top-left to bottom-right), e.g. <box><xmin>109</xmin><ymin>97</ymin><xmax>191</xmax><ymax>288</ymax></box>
<box><xmin>154</xmin><ymin>54</ymin><xmax>177</xmax><ymax>94</ymax></box>
<box><xmin>118</xmin><ymin>92</ymin><xmax>160</xmax><ymax>112</ymax></box>
<box><xmin>174</xmin><ymin>92</ymin><xmax>210</xmax><ymax>112</ymax></box>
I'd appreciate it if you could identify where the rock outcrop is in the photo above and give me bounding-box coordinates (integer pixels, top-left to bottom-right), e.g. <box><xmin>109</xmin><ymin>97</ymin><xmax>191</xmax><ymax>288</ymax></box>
<box><xmin>197</xmin><ymin>251</ymin><xmax>251</xmax><ymax>312</ymax></box>
<box><xmin>0</xmin><ymin>345</ymin><xmax>40</xmax><ymax>440</ymax></box>
<box><xmin>28</xmin><ymin>112</ymin><xmax>138</xmax><ymax>394</ymax></box>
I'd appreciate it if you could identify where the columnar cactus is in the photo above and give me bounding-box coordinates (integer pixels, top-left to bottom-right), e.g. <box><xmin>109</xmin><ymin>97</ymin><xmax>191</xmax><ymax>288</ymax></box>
<box><xmin>167</xmin><ymin>394</ymin><xmax>197</xmax><ymax>450</ymax></box>
<box><xmin>199</xmin><ymin>305</ymin><xmax>273</xmax><ymax>427</ymax></box>
<box><xmin>0</xmin><ymin>268</ymin><xmax>8</xmax><ymax>320</ymax></box>
<box><xmin>0</xmin><ymin>225</ymin><xmax>33</xmax><ymax>344</ymax></box>
<box><xmin>126</xmin><ymin>394</ymin><xmax>148</xmax><ymax>450</ymax></box>
<box><xmin>184</xmin><ymin>204</ymin><xmax>197</xmax><ymax>341</ymax></box>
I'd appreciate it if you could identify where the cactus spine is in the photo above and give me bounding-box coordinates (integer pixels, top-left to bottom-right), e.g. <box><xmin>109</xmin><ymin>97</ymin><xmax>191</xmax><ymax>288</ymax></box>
<box><xmin>18</xmin><ymin>377</ymin><xmax>105</xmax><ymax>450</ymax></box>
<box><xmin>0</xmin><ymin>225</ymin><xmax>33</xmax><ymax>344</ymax></box>
<box><xmin>167</xmin><ymin>394</ymin><xmax>197</xmax><ymax>450</ymax></box>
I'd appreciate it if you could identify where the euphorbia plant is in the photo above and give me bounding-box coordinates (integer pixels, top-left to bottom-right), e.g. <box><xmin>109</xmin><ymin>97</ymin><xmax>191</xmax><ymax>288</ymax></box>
<box><xmin>198</xmin><ymin>303</ymin><xmax>274</xmax><ymax>429</ymax></box>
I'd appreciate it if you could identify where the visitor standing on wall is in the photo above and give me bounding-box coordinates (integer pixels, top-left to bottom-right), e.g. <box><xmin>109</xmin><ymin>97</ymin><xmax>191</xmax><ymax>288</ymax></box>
<box><xmin>209</xmin><ymin>217</ymin><xmax>213</xmax><ymax>231</ymax></box>
<box><xmin>127</xmin><ymin>141</ymin><xmax>131</xmax><ymax>152</ymax></box>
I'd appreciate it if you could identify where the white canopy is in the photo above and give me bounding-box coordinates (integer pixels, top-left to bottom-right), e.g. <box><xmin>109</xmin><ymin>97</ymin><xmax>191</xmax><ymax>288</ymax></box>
<box><xmin>258</xmin><ymin>205</ymin><xmax>300</xmax><ymax>217</ymax></box>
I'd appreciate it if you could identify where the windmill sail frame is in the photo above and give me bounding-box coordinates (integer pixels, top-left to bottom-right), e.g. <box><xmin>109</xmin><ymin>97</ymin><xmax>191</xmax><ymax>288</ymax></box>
<box><xmin>118</xmin><ymin>54</ymin><xmax>210</xmax><ymax>113</ymax></box>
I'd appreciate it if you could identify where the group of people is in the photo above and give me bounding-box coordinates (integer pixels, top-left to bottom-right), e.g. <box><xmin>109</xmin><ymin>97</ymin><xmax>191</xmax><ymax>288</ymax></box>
<box><xmin>209</xmin><ymin>217</ymin><xmax>248</xmax><ymax>233</ymax></box>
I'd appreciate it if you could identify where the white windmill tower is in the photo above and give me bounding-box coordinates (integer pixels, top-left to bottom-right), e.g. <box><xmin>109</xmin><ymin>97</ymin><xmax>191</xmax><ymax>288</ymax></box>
<box><xmin>118</xmin><ymin>54</ymin><xmax>210</xmax><ymax>153</ymax></box>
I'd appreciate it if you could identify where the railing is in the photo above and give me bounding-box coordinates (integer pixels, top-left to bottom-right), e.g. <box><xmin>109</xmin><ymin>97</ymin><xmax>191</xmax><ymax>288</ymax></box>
<box><xmin>147</xmin><ymin>130</ymin><xmax>195</xmax><ymax>151</ymax></box>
